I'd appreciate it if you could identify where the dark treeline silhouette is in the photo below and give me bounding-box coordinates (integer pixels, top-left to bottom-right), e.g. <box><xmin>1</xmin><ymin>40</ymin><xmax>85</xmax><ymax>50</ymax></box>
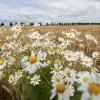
<box><xmin>0</xmin><ymin>23</ymin><xmax>5</xmax><ymax>26</ymax></box>
<box><xmin>9</xmin><ymin>23</ymin><xmax>13</xmax><ymax>26</ymax></box>
<box><xmin>30</xmin><ymin>23</ymin><xmax>34</xmax><ymax>26</ymax></box>
<box><xmin>0</xmin><ymin>22</ymin><xmax>100</xmax><ymax>27</ymax></box>
<box><xmin>46</xmin><ymin>23</ymin><xmax>100</xmax><ymax>26</ymax></box>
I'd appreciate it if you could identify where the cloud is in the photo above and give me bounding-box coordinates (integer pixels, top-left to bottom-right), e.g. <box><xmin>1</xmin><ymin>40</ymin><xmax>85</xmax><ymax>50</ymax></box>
<box><xmin>0</xmin><ymin>0</ymin><xmax>100</xmax><ymax>22</ymax></box>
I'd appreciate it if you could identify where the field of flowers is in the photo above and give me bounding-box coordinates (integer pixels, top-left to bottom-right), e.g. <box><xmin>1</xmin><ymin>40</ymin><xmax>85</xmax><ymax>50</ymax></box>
<box><xmin>0</xmin><ymin>24</ymin><xmax>100</xmax><ymax>100</ymax></box>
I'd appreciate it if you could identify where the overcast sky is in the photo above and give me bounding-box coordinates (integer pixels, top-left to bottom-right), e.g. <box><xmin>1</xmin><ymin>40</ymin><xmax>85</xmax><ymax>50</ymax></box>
<box><xmin>0</xmin><ymin>0</ymin><xmax>100</xmax><ymax>22</ymax></box>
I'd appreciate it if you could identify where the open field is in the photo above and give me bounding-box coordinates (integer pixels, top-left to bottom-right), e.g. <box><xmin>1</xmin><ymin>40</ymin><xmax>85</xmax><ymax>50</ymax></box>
<box><xmin>0</xmin><ymin>25</ymin><xmax>100</xmax><ymax>100</ymax></box>
<box><xmin>1</xmin><ymin>25</ymin><xmax>100</xmax><ymax>37</ymax></box>
<box><xmin>33</xmin><ymin>25</ymin><xmax>100</xmax><ymax>35</ymax></box>
<box><xmin>1</xmin><ymin>25</ymin><xmax>100</xmax><ymax>51</ymax></box>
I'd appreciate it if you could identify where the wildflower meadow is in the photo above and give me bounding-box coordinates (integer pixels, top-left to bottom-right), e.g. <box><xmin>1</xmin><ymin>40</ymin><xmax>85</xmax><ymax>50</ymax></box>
<box><xmin>0</xmin><ymin>24</ymin><xmax>100</xmax><ymax>100</ymax></box>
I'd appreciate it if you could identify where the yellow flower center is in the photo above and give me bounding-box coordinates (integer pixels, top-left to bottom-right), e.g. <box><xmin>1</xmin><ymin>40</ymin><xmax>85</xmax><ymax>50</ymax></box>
<box><xmin>58</xmin><ymin>48</ymin><xmax>62</xmax><ymax>52</ymax></box>
<box><xmin>56</xmin><ymin>83</ymin><xmax>65</xmax><ymax>93</ymax></box>
<box><xmin>54</xmin><ymin>67</ymin><xmax>60</xmax><ymax>72</ymax></box>
<box><xmin>83</xmin><ymin>76</ymin><xmax>89</xmax><ymax>83</ymax></box>
<box><xmin>67</xmin><ymin>54</ymin><xmax>72</xmax><ymax>58</ymax></box>
<box><xmin>29</xmin><ymin>56</ymin><xmax>37</xmax><ymax>64</ymax></box>
<box><xmin>88</xmin><ymin>83</ymin><xmax>100</xmax><ymax>95</ymax></box>
<box><xmin>0</xmin><ymin>60</ymin><xmax>4</xmax><ymax>65</ymax></box>
<box><xmin>55</xmin><ymin>77</ymin><xmax>61</xmax><ymax>82</ymax></box>
<box><xmin>50</xmin><ymin>48</ymin><xmax>54</xmax><ymax>52</ymax></box>
<box><xmin>66</xmin><ymin>71</ymin><xmax>71</xmax><ymax>77</ymax></box>
<box><xmin>77</xmin><ymin>54</ymin><xmax>81</xmax><ymax>58</ymax></box>
<box><xmin>84</xmin><ymin>61</ymin><xmax>88</xmax><ymax>64</ymax></box>
<box><xmin>84</xmin><ymin>59</ymin><xmax>88</xmax><ymax>64</ymax></box>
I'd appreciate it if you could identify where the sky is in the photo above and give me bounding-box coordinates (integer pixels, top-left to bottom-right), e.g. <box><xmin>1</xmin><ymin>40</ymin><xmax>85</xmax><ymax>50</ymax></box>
<box><xmin>0</xmin><ymin>0</ymin><xmax>100</xmax><ymax>22</ymax></box>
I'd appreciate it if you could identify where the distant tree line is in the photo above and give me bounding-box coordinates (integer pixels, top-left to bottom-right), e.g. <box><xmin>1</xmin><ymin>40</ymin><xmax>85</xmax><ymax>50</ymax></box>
<box><xmin>0</xmin><ymin>22</ymin><xmax>100</xmax><ymax>27</ymax></box>
<box><xmin>44</xmin><ymin>22</ymin><xmax>99</xmax><ymax>26</ymax></box>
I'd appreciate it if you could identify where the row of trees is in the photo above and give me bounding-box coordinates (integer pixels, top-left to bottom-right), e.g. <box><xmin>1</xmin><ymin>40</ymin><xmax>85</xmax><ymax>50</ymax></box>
<box><xmin>0</xmin><ymin>22</ymin><xmax>100</xmax><ymax>27</ymax></box>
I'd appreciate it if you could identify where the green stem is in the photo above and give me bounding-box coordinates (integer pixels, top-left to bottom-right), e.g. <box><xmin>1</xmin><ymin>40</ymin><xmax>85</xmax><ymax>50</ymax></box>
<box><xmin>39</xmin><ymin>69</ymin><xmax>51</xmax><ymax>85</ymax></box>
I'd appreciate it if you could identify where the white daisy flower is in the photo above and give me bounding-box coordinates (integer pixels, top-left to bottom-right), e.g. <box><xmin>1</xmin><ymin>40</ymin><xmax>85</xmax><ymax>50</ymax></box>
<box><xmin>58</xmin><ymin>37</ymin><xmax>65</xmax><ymax>42</ymax></box>
<box><xmin>30</xmin><ymin>74</ymin><xmax>41</xmax><ymax>86</ymax></box>
<box><xmin>77</xmin><ymin>71</ymin><xmax>96</xmax><ymax>85</ymax></box>
<box><xmin>48</xmin><ymin>47</ymin><xmax>56</xmax><ymax>55</ymax></box>
<box><xmin>56</xmin><ymin>47</ymin><xmax>63</xmax><ymax>55</ymax></box>
<box><xmin>50</xmin><ymin>82</ymin><xmax>75</xmax><ymax>100</ymax></box>
<box><xmin>29</xmin><ymin>31</ymin><xmax>41</xmax><ymax>39</ymax></box>
<box><xmin>22</xmin><ymin>56</ymin><xmax>28</xmax><ymax>62</ymax></box>
<box><xmin>37</xmin><ymin>51</ymin><xmax>47</xmax><ymax>61</ymax></box>
<box><xmin>79</xmin><ymin>82</ymin><xmax>100</xmax><ymax>100</ymax></box>
<box><xmin>51</xmin><ymin>64</ymin><xmax>63</xmax><ymax>75</ymax></box>
<box><xmin>92</xmin><ymin>52</ymin><xmax>99</xmax><ymax>59</ymax></box>
<box><xmin>64</xmin><ymin>50</ymin><xmax>75</xmax><ymax>61</ymax></box>
<box><xmin>15</xmin><ymin>70</ymin><xmax>23</xmax><ymax>80</ymax></box>
<box><xmin>75</xmin><ymin>51</ymin><xmax>85</xmax><ymax>59</ymax></box>
<box><xmin>81</xmin><ymin>56</ymin><xmax>93</xmax><ymax>68</ymax></box>
<box><xmin>22</xmin><ymin>52</ymin><xmax>45</xmax><ymax>74</ymax></box>
<box><xmin>8</xmin><ymin>70</ymin><xmax>23</xmax><ymax>85</ymax></box>
<box><xmin>63</xmin><ymin>68</ymin><xmax>76</xmax><ymax>84</ymax></box>
<box><xmin>32</xmin><ymin>40</ymin><xmax>41</xmax><ymax>48</ymax></box>
<box><xmin>51</xmin><ymin>74</ymin><xmax>64</xmax><ymax>84</ymax></box>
